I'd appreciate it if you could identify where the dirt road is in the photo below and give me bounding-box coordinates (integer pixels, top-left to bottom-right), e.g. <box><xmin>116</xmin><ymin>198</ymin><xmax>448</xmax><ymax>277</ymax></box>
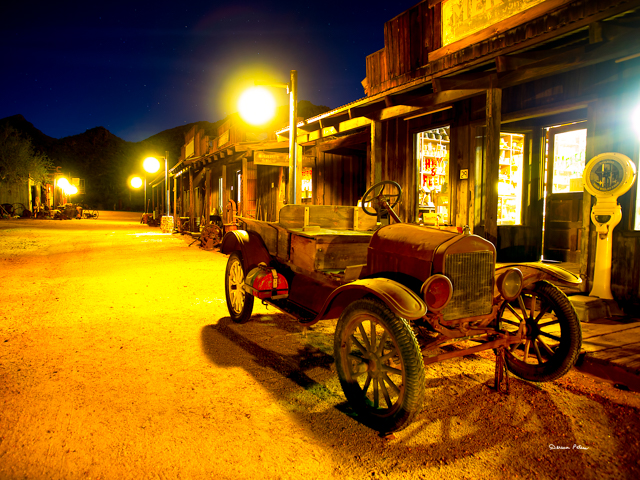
<box><xmin>1</xmin><ymin>212</ymin><xmax>639</xmax><ymax>479</ymax></box>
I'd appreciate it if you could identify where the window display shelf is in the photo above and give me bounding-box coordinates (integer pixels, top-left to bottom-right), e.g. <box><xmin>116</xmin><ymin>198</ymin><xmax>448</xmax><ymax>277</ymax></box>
<box><xmin>498</xmin><ymin>132</ymin><xmax>525</xmax><ymax>226</ymax></box>
<box><xmin>417</xmin><ymin>127</ymin><xmax>450</xmax><ymax>224</ymax></box>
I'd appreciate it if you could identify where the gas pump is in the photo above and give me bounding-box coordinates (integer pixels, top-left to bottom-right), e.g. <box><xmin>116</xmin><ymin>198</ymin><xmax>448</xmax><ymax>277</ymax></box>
<box><xmin>583</xmin><ymin>152</ymin><xmax>637</xmax><ymax>299</ymax></box>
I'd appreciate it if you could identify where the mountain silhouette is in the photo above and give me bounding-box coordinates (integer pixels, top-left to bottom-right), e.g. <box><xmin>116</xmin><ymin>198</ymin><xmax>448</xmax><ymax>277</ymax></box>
<box><xmin>0</xmin><ymin>99</ymin><xmax>330</xmax><ymax>210</ymax></box>
<box><xmin>0</xmin><ymin>115</ymin><xmax>223</xmax><ymax>209</ymax></box>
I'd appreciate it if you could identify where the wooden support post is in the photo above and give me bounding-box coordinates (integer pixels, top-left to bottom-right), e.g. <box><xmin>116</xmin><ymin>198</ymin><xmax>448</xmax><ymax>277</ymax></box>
<box><xmin>241</xmin><ymin>156</ymin><xmax>248</xmax><ymax>216</ymax></box>
<box><xmin>484</xmin><ymin>86</ymin><xmax>501</xmax><ymax>247</ymax></box>
<box><xmin>204</xmin><ymin>168</ymin><xmax>211</xmax><ymax>225</ymax></box>
<box><xmin>173</xmin><ymin>177</ymin><xmax>177</xmax><ymax>221</ymax></box>
<box><xmin>303</xmin><ymin>207</ymin><xmax>310</xmax><ymax>228</ymax></box>
<box><xmin>453</xmin><ymin>101</ymin><xmax>471</xmax><ymax>229</ymax></box>
<box><xmin>189</xmin><ymin>167</ymin><xmax>195</xmax><ymax>233</ymax></box>
<box><xmin>371</xmin><ymin>121</ymin><xmax>382</xmax><ymax>187</ymax></box>
<box><xmin>222</xmin><ymin>164</ymin><xmax>228</xmax><ymax>219</ymax></box>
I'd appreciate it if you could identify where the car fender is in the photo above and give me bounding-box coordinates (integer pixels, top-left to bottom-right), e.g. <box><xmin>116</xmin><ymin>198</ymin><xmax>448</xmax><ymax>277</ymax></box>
<box><xmin>495</xmin><ymin>263</ymin><xmax>582</xmax><ymax>290</ymax></box>
<box><xmin>315</xmin><ymin>278</ymin><xmax>427</xmax><ymax>322</ymax></box>
<box><xmin>221</xmin><ymin>230</ymin><xmax>271</xmax><ymax>271</ymax></box>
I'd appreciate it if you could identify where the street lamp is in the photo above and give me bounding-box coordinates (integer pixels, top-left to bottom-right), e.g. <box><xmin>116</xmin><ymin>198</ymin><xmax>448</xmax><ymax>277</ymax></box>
<box><xmin>238</xmin><ymin>70</ymin><xmax>299</xmax><ymax>204</ymax></box>
<box><xmin>143</xmin><ymin>154</ymin><xmax>170</xmax><ymax>217</ymax></box>
<box><xmin>143</xmin><ymin>153</ymin><xmax>172</xmax><ymax>232</ymax></box>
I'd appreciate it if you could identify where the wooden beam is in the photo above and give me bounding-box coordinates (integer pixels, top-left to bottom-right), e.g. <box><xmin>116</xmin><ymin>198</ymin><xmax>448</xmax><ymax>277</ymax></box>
<box><xmin>433</xmin><ymin>73</ymin><xmax>493</xmax><ymax>92</ymax></box>
<box><xmin>496</xmin><ymin>28</ymin><xmax>640</xmax><ymax>88</ymax></box>
<box><xmin>189</xmin><ymin>167</ymin><xmax>195</xmax><ymax>233</ymax></box>
<box><xmin>338</xmin><ymin>116</ymin><xmax>372</xmax><ymax>133</ymax></box>
<box><xmin>501</xmin><ymin>96</ymin><xmax>596</xmax><ymax>124</ymax></box>
<box><xmin>366</xmin><ymin>104</ymin><xmax>424</xmax><ymax>121</ymax></box>
<box><xmin>317</xmin><ymin>130</ymin><xmax>370</xmax><ymax>153</ymax></box>
<box><xmin>221</xmin><ymin>164</ymin><xmax>227</xmax><ymax>220</ymax></box>
<box><xmin>484</xmin><ymin>86</ymin><xmax>501</xmax><ymax>247</ymax></box>
<box><xmin>204</xmin><ymin>167</ymin><xmax>211</xmax><ymax>225</ymax></box>
<box><xmin>371</xmin><ymin>121</ymin><xmax>382</xmax><ymax>187</ymax></box>
<box><xmin>241</xmin><ymin>156</ymin><xmax>248</xmax><ymax>217</ymax></box>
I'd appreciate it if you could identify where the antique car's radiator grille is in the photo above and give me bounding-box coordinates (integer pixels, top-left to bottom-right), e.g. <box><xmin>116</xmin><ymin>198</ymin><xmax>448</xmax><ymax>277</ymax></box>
<box><xmin>441</xmin><ymin>251</ymin><xmax>494</xmax><ymax>321</ymax></box>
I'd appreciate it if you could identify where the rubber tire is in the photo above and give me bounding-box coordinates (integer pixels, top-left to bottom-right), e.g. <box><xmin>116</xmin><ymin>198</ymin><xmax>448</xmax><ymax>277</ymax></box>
<box><xmin>334</xmin><ymin>298</ymin><xmax>425</xmax><ymax>433</ymax></box>
<box><xmin>225</xmin><ymin>251</ymin><xmax>254</xmax><ymax>324</ymax></box>
<box><xmin>500</xmin><ymin>280</ymin><xmax>582</xmax><ymax>382</ymax></box>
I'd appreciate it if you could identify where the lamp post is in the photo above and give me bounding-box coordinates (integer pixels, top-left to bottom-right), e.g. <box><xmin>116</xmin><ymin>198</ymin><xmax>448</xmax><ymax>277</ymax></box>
<box><xmin>143</xmin><ymin>153</ymin><xmax>170</xmax><ymax>216</ymax></box>
<box><xmin>239</xmin><ymin>70</ymin><xmax>299</xmax><ymax>204</ymax></box>
<box><xmin>287</xmin><ymin>70</ymin><xmax>299</xmax><ymax>205</ymax></box>
<box><xmin>143</xmin><ymin>153</ymin><xmax>172</xmax><ymax>232</ymax></box>
<box><xmin>130</xmin><ymin>176</ymin><xmax>144</xmax><ymax>212</ymax></box>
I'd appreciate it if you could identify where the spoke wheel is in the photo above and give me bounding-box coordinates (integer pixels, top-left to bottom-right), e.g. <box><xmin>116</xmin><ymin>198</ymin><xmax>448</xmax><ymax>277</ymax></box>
<box><xmin>334</xmin><ymin>298</ymin><xmax>425</xmax><ymax>433</ymax></box>
<box><xmin>225</xmin><ymin>252</ymin><xmax>254</xmax><ymax>324</ymax></box>
<box><xmin>498</xmin><ymin>280</ymin><xmax>582</xmax><ymax>382</ymax></box>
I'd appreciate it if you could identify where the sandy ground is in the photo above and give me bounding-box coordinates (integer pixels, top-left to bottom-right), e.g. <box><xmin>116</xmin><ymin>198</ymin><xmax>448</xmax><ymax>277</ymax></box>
<box><xmin>1</xmin><ymin>211</ymin><xmax>640</xmax><ymax>480</ymax></box>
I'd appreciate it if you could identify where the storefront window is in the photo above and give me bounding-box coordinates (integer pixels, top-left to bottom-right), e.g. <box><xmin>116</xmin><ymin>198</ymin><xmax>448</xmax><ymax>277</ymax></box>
<box><xmin>498</xmin><ymin>132</ymin><xmax>524</xmax><ymax>225</ymax></box>
<box><xmin>302</xmin><ymin>167</ymin><xmax>312</xmax><ymax>199</ymax></box>
<box><xmin>417</xmin><ymin>127</ymin><xmax>450</xmax><ymax>224</ymax></box>
<box><xmin>551</xmin><ymin>129</ymin><xmax>587</xmax><ymax>193</ymax></box>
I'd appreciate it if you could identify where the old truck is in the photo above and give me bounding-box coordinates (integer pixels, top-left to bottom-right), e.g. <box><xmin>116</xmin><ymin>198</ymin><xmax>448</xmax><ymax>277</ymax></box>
<box><xmin>221</xmin><ymin>181</ymin><xmax>582</xmax><ymax>433</ymax></box>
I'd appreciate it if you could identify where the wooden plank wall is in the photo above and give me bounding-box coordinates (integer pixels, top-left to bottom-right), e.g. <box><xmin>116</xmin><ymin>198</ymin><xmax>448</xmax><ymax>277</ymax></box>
<box><xmin>315</xmin><ymin>153</ymin><xmax>367</xmax><ymax>206</ymax></box>
<box><xmin>364</xmin><ymin>0</ymin><xmax>628</xmax><ymax>97</ymax></box>
<box><xmin>255</xmin><ymin>165</ymin><xmax>282</xmax><ymax>222</ymax></box>
<box><xmin>380</xmin><ymin>118</ymin><xmax>413</xmax><ymax>221</ymax></box>
<box><xmin>245</xmin><ymin>160</ymin><xmax>257</xmax><ymax>218</ymax></box>
<box><xmin>365</xmin><ymin>0</ymin><xmax>440</xmax><ymax>96</ymax></box>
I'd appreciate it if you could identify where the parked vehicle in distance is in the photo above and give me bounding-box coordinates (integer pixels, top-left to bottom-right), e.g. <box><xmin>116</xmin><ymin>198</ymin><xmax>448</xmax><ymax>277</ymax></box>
<box><xmin>221</xmin><ymin>181</ymin><xmax>582</xmax><ymax>433</ymax></box>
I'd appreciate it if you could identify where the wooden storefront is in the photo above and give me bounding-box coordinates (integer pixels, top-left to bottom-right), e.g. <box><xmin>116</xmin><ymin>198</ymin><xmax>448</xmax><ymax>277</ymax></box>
<box><xmin>170</xmin><ymin>112</ymin><xmax>365</xmax><ymax>231</ymax></box>
<box><xmin>272</xmin><ymin>0</ymin><xmax>640</xmax><ymax>312</ymax></box>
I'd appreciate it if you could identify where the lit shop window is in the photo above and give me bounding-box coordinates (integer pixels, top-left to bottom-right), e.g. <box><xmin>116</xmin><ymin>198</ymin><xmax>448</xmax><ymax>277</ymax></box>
<box><xmin>498</xmin><ymin>132</ymin><xmax>524</xmax><ymax>225</ymax></box>
<box><xmin>417</xmin><ymin>127</ymin><xmax>450</xmax><ymax>224</ymax></box>
<box><xmin>551</xmin><ymin>129</ymin><xmax>587</xmax><ymax>193</ymax></box>
<box><xmin>301</xmin><ymin>167</ymin><xmax>312</xmax><ymax>199</ymax></box>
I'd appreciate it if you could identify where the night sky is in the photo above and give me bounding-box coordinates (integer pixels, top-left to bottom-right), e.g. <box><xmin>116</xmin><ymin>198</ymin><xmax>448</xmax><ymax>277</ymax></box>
<box><xmin>1</xmin><ymin>0</ymin><xmax>420</xmax><ymax>142</ymax></box>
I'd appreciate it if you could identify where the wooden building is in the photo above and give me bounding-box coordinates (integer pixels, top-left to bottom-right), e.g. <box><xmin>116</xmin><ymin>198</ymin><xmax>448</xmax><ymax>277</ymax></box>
<box><xmin>172</xmin><ymin>0</ymin><xmax>640</xmax><ymax>313</ymax></box>
<box><xmin>170</xmin><ymin>108</ymin><xmax>363</xmax><ymax>231</ymax></box>
<box><xmin>272</xmin><ymin>0</ymin><xmax>640</xmax><ymax>312</ymax></box>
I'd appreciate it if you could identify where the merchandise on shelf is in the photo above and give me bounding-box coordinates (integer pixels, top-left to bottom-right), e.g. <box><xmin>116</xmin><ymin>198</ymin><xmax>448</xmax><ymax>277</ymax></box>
<box><xmin>498</xmin><ymin>132</ymin><xmax>524</xmax><ymax>226</ymax></box>
<box><xmin>417</xmin><ymin>127</ymin><xmax>450</xmax><ymax>224</ymax></box>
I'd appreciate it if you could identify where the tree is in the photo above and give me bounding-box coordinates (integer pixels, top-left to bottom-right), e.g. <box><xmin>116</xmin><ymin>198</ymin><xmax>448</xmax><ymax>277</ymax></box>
<box><xmin>0</xmin><ymin>126</ymin><xmax>53</xmax><ymax>184</ymax></box>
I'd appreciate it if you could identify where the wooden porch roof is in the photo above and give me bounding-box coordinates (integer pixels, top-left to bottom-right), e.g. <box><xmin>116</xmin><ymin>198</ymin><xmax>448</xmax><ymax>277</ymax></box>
<box><xmin>276</xmin><ymin>0</ymin><xmax>640</xmax><ymax>143</ymax></box>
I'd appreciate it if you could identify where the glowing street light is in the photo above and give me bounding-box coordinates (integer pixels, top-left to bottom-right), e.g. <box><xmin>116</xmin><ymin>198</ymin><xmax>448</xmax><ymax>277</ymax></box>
<box><xmin>57</xmin><ymin>177</ymin><xmax>70</xmax><ymax>190</ymax></box>
<box><xmin>143</xmin><ymin>157</ymin><xmax>161</xmax><ymax>174</ymax></box>
<box><xmin>130</xmin><ymin>176</ymin><xmax>143</xmax><ymax>189</ymax></box>
<box><xmin>238</xmin><ymin>70</ymin><xmax>299</xmax><ymax>204</ymax></box>
<box><xmin>238</xmin><ymin>87</ymin><xmax>276</xmax><ymax>125</ymax></box>
<box><xmin>143</xmin><ymin>154</ymin><xmax>169</xmax><ymax>215</ymax></box>
<box><xmin>143</xmin><ymin>153</ymin><xmax>171</xmax><ymax>230</ymax></box>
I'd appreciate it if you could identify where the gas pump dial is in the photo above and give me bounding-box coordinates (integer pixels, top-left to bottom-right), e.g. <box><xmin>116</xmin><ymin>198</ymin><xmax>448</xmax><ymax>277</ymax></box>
<box><xmin>584</xmin><ymin>152</ymin><xmax>636</xmax><ymax>197</ymax></box>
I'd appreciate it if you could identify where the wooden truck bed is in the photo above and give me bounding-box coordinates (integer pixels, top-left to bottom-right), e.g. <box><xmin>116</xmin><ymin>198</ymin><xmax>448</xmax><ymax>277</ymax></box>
<box><xmin>238</xmin><ymin>205</ymin><xmax>377</xmax><ymax>274</ymax></box>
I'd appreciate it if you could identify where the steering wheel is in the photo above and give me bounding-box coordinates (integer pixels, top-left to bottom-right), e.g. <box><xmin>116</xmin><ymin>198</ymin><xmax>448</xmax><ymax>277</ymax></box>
<box><xmin>361</xmin><ymin>180</ymin><xmax>403</xmax><ymax>217</ymax></box>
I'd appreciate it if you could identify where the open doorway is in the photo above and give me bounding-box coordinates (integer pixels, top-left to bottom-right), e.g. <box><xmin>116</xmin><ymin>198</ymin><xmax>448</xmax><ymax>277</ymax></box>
<box><xmin>542</xmin><ymin>122</ymin><xmax>587</xmax><ymax>266</ymax></box>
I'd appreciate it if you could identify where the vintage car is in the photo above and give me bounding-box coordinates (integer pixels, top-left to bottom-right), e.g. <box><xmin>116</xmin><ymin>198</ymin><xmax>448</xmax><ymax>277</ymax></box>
<box><xmin>221</xmin><ymin>181</ymin><xmax>582</xmax><ymax>433</ymax></box>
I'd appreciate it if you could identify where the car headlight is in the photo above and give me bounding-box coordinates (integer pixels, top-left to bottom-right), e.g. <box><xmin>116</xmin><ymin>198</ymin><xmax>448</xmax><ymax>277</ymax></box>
<box><xmin>497</xmin><ymin>268</ymin><xmax>523</xmax><ymax>301</ymax></box>
<box><xmin>421</xmin><ymin>274</ymin><xmax>453</xmax><ymax>312</ymax></box>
